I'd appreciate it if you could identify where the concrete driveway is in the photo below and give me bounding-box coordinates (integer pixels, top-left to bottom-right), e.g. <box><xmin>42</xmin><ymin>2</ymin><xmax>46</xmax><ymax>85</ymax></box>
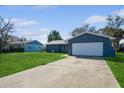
<box><xmin>0</xmin><ymin>56</ymin><xmax>119</xmax><ymax>88</ymax></box>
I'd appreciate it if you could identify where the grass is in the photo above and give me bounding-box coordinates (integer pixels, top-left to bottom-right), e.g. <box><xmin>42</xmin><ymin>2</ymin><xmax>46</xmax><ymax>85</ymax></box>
<box><xmin>105</xmin><ymin>52</ymin><xmax>124</xmax><ymax>87</ymax></box>
<box><xmin>0</xmin><ymin>52</ymin><xmax>66</xmax><ymax>78</ymax></box>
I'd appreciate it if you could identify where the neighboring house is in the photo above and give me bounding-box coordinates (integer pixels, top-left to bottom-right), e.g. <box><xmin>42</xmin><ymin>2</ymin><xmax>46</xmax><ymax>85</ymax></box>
<box><xmin>10</xmin><ymin>40</ymin><xmax>44</xmax><ymax>52</ymax></box>
<box><xmin>2</xmin><ymin>35</ymin><xmax>20</xmax><ymax>52</ymax></box>
<box><xmin>46</xmin><ymin>32</ymin><xmax>115</xmax><ymax>57</ymax></box>
<box><xmin>46</xmin><ymin>40</ymin><xmax>68</xmax><ymax>53</ymax></box>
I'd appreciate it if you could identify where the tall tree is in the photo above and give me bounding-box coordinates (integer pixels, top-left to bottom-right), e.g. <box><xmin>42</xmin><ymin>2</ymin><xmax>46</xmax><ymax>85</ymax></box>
<box><xmin>71</xmin><ymin>24</ymin><xmax>96</xmax><ymax>36</ymax></box>
<box><xmin>0</xmin><ymin>16</ymin><xmax>13</xmax><ymax>53</ymax></box>
<box><xmin>106</xmin><ymin>15</ymin><xmax>124</xmax><ymax>29</ymax></box>
<box><xmin>100</xmin><ymin>15</ymin><xmax>124</xmax><ymax>51</ymax></box>
<box><xmin>47</xmin><ymin>30</ymin><xmax>63</xmax><ymax>42</ymax></box>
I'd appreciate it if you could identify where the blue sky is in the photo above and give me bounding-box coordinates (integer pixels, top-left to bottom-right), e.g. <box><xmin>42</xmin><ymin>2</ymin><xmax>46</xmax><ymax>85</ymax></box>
<box><xmin>1</xmin><ymin>5</ymin><xmax>124</xmax><ymax>44</ymax></box>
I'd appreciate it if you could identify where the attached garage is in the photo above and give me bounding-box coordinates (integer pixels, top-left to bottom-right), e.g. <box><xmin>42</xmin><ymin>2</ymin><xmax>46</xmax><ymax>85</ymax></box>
<box><xmin>72</xmin><ymin>42</ymin><xmax>103</xmax><ymax>56</ymax></box>
<box><xmin>68</xmin><ymin>32</ymin><xmax>115</xmax><ymax>57</ymax></box>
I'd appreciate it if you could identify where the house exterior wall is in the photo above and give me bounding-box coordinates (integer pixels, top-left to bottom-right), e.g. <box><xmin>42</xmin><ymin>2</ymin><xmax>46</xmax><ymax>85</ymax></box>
<box><xmin>24</xmin><ymin>41</ymin><xmax>44</xmax><ymax>52</ymax></box>
<box><xmin>10</xmin><ymin>40</ymin><xmax>44</xmax><ymax>52</ymax></box>
<box><xmin>68</xmin><ymin>33</ymin><xmax>115</xmax><ymax>57</ymax></box>
<box><xmin>24</xmin><ymin>44</ymin><xmax>43</xmax><ymax>52</ymax></box>
<box><xmin>46</xmin><ymin>44</ymin><xmax>67</xmax><ymax>53</ymax></box>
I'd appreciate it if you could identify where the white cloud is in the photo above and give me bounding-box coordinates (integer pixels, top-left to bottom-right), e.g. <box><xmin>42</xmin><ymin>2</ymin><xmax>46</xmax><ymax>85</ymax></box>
<box><xmin>11</xmin><ymin>18</ymin><xmax>38</xmax><ymax>27</ymax></box>
<box><xmin>85</xmin><ymin>15</ymin><xmax>107</xmax><ymax>24</ymax></box>
<box><xmin>13</xmin><ymin>28</ymin><xmax>50</xmax><ymax>44</ymax></box>
<box><xmin>61</xmin><ymin>32</ymin><xmax>71</xmax><ymax>40</ymax></box>
<box><xmin>13</xmin><ymin>27</ymin><xmax>70</xmax><ymax>44</ymax></box>
<box><xmin>13</xmin><ymin>28</ymin><xmax>70</xmax><ymax>44</ymax></box>
<box><xmin>37</xmin><ymin>28</ymin><xmax>50</xmax><ymax>44</ymax></box>
<box><xmin>10</xmin><ymin>18</ymin><xmax>49</xmax><ymax>44</ymax></box>
<box><xmin>39</xmin><ymin>28</ymin><xmax>50</xmax><ymax>34</ymax></box>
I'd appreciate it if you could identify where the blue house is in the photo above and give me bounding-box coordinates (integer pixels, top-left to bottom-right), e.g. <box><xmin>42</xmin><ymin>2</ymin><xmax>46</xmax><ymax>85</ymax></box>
<box><xmin>10</xmin><ymin>40</ymin><xmax>44</xmax><ymax>52</ymax></box>
<box><xmin>46</xmin><ymin>40</ymin><xmax>68</xmax><ymax>53</ymax></box>
<box><xmin>46</xmin><ymin>32</ymin><xmax>115</xmax><ymax>57</ymax></box>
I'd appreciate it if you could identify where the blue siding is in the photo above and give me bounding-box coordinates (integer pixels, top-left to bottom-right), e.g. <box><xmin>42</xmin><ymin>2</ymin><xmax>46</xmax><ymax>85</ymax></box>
<box><xmin>24</xmin><ymin>44</ymin><xmax>44</xmax><ymax>52</ymax></box>
<box><xmin>68</xmin><ymin>33</ymin><xmax>115</xmax><ymax>57</ymax></box>
<box><xmin>46</xmin><ymin>45</ymin><xmax>67</xmax><ymax>53</ymax></box>
<box><xmin>24</xmin><ymin>41</ymin><xmax>44</xmax><ymax>52</ymax></box>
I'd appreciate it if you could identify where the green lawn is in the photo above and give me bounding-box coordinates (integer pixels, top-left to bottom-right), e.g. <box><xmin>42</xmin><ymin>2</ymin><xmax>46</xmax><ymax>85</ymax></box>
<box><xmin>105</xmin><ymin>52</ymin><xmax>124</xmax><ymax>87</ymax></box>
<box><xmin>0</xmin><ymin>52</ymin><xmax>66</xmax><ymax>78</ymax></box>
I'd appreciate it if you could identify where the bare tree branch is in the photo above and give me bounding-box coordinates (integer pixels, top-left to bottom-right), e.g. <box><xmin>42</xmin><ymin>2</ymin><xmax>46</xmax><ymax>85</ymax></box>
<box><xmin>0</xmin><ymin>16</ymin><xmax>13</xmax><ymax>53</ymax></box>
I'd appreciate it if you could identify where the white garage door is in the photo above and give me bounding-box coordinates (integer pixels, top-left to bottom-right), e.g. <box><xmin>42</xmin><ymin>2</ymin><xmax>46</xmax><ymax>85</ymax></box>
<box><xmin>72</xmin><ymin>42</ymin><xmax>103</xmax><ymax>56</ymax></box>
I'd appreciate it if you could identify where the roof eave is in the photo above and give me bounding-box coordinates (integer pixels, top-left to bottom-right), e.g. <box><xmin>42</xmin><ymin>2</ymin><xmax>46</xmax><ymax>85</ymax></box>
<box><xmin>46</xmin><ymin>43</ymin><xmax>68</xmax><ymax>45</ymax></box>
<box><xmin>67</xmin><ymin>32</ymin><xmax>115</xmax><ymax>41</ymax></box>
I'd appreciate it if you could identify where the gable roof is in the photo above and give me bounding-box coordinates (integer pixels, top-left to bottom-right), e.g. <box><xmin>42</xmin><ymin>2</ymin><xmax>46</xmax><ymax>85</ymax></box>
<box><xmin>67</xmin><ymin>32</ymin><xmax>115</xmax><ymax>41</ymax></box>
<box><xmin>46</xmin><ymin>40</ymin><xmax>68</xmax><ymax>45</ymax></box>
<box><xmin>26</xmin><ymin>40</ymin><xmax>43</xmax><ymax>45</ymax></box>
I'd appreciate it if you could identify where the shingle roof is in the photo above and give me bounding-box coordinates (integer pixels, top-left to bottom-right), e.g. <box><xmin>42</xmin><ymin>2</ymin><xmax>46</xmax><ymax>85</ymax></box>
<box><xmin>46</xmin><ymin>40</ymin><xmax>68</xmax><ymax>45</ymax></box>
<box><xmin>67</xmin><ymin>32</ymin><xmax>115</xmax><ymax>41</ymax></box>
